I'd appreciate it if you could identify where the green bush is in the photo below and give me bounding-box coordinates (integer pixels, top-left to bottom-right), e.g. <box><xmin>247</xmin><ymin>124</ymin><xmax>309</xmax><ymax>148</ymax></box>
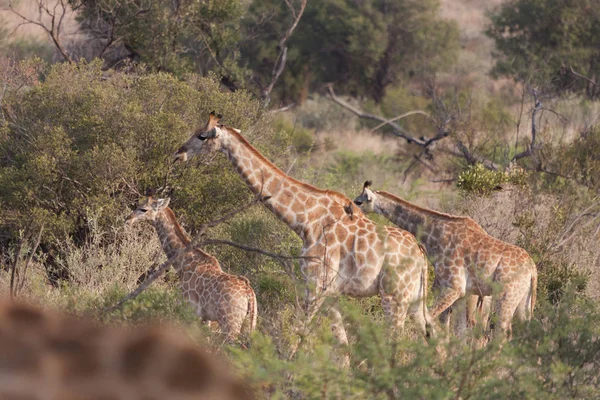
<box><xmin>0</xmin><ymin>59</ymin><xmax>280</xmax><ymax>248</ymax></box>
<box><xmin>228</xmin><ymin>292</ymin><xmax>600</xmax><ymax>399</ymax></box>
<box><xmin>456</xmin><ymin>163</ymin><xmax>528</xmax><ymax>196</ymax></box>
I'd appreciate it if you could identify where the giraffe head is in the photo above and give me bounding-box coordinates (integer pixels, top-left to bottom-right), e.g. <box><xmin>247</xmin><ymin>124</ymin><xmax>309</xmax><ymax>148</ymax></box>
<box><xmin>174</xmin><ymin>111</ymin><xmax>223</xmax><ymax>162</ymax></box>
<box><xmin>126</xmin><ymin>192</ymin><xmax>171</xmax><ymax>225</ymax></box>
<box><xmin>353</xmin><ymin>180</ymin><xmax>378</xmax><ymax>213</ymax></box>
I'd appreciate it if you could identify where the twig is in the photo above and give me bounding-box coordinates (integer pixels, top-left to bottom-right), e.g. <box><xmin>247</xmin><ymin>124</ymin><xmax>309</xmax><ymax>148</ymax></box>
<box><xmin>199</xmin><ymin>239</ymin><xmax>317</xmax><ymax>264</ymax></box>
<box><xmin>261</xmin><ymin>0</ymin><xmax>307</xmax><ymax>104</ymax></box>
<box><xmin>17</xmin><ymin>222</ymin><xmax>45</xmax><ymax>294</ymax></box>
<box><xmin>8</xmin><ymin>0</ymin><xmax>74</xmax><ymax>63</ymax></box>
<box><xmin>10</xmin><ymin>226</ymin><xmax>31</xmax><ymax>300</ymax></box>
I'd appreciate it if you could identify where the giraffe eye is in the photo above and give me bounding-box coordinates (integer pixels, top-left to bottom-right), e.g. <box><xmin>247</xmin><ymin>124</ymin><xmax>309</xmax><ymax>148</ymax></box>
<box><xmin>140</xmin><ymin>208</ymin><xmax>148</xmax><ymax>213</ymax></box>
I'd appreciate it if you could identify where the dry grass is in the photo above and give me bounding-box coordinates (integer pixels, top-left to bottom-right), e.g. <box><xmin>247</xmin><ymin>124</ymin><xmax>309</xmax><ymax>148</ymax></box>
<box><xmin>0</xmin><ymin>215</ymin><xmax>167</xmax><ymax>311</ymax></box>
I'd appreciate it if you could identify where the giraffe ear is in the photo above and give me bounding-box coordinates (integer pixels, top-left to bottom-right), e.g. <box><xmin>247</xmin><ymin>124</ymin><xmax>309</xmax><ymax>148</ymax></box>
<box><xmin>153</xmin><ymin>198</ymin><xmax>171</xmax><ymax>210</ymax></box>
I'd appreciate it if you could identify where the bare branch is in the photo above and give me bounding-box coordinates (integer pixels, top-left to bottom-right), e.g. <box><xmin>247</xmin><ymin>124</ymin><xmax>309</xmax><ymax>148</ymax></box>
<box><xmin>17</xmin><ymin>222</ymin><xmax>45</xmax><ymax>294</ymax></box>
<box><xmin>10</xmin><ymin>227</ymin><xmax>29</xmax><ymax>300</ymax></box>
<box><xmin>513</xmin><ymin>88</ymin><xmax>542</xmax><ymax>162</ymax></box>
<box><xmin>369</xmin><ymin>110</ymin><xmax>430</xmax><ymax>133</ymax></box>
<box><xmin>569</xmin><ymin>66</ymin><xmax>600</xmax><ymax>87</ymax></box>
<box><xmin>269</xmin><ymin>103</ymin><xmax>296</xmax><ymax>114</ymax></box>
<box><xmin>261</xmin><ymin>0</ymin><xmax>307</xmax><ymax>105</ymax></box>
<box><xmin>326</xmin><ymin>85</ymin><xmax>504</xmax><ymax>170</ymax></box>
<box><xmin>8</xmin><ymin>0</ymin><xmax>74</xmax><ymax>63</ymax></box>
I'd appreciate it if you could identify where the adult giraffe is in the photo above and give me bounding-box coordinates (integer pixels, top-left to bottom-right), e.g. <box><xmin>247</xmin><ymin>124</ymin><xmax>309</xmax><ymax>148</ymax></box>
<box><xmin>354</xmin><ymin>181</ymin><xmax>537</xmax><ymax>336</ymax></box>
<box><xmin>174</xmin><ymin>113</ymin><xmax>436</xmax><ymax>340</ymax></box>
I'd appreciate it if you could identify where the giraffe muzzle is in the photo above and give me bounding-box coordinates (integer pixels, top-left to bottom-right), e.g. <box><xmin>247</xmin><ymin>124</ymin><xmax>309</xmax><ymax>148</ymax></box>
<box><xmin>173</xmin><ymin>150</ymin><xmax>188</xmax><ymax>162</ymax></box>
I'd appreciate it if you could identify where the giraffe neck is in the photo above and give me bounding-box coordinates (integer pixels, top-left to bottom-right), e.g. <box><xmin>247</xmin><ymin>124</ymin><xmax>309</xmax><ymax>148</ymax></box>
<box><xmin>153</xmin><ymin>208</ymin><xmax>213</xmax><ymax>270</ymax></box>
<box><xmin>218</xmin><ymin>127</ymin><xmax>354</xmax><ymax>239</ymax></box>
<box><xmin>373</xmin><ymin>191</ymin><xmax>441</xmax><ymax>247</ymax></box>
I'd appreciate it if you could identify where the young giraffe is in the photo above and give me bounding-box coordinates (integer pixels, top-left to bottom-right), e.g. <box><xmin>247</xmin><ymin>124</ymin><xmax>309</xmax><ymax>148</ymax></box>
<box><xmin>354</xmin><ymin>181</ymin><xmax>537</xmax><ymax>336</ymax></box>
<box><xmin>0</xmin><ymin>300</ymin><xmax>254</xmax><ymax>400</ymax></box>
<box><xmin>174</xmin><ymin>113</ymin><xmax>436</xmax><ymax>340</ymax></box>
<box><xmin>126</xmin><ymin>195</ymin><xmax>257</xmax><ymax>340</ymax></box>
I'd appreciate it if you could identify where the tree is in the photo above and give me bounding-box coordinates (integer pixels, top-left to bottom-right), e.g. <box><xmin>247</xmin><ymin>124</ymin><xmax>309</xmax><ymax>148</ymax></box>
<box><xmin>487</xmin><ymin>0</ymin><xmax>600</xmax><ymax>99</ymax></box>
<box><xmin>70</xmin><ymin>0</ymin><xmax>248</xmax><ymax>84</ymax></box>
<box><xmin>244</xmin><ymin>0</ymin><xmax>459</xmax><ymax>104</ymax></box>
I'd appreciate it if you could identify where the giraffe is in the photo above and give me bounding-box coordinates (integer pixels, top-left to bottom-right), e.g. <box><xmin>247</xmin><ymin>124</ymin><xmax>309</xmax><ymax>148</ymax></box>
<box><xmin>126</xmin><ymin>195</ymin><xmax>257</xmax><ymax>341</ymax></box>
<box><xmin>174</xmin><ymin>112</ymin><xmax>437</xmax><ymax>341</ymax></box>
<box><xmin>353</xmin><ymin>181</ymin><xmax>537</xmax><ymax>336</ymax></box>
<box><xmin>0</xmin><ymin>300</ymin><xmax>254</xmax><ymax>400</ymax></box>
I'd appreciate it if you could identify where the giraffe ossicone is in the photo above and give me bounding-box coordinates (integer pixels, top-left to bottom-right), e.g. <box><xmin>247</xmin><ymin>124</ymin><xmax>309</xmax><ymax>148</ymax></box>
<box><xmin>354</xmin><ymin>180</ymin><xmax>537</xmax><ymax>337</ymax></box>
<box><xmin>175</xmin><ymin>113</ymin><xmax>438</xmax><ymax>341</ymax></box>
<box><xmin>126</xmin><ymin>195</ymin><xmax>257</xmax><ymax>341</ymax></box>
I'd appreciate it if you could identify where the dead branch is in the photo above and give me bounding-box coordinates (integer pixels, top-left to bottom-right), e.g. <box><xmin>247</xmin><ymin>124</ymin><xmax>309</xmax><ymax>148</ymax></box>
<box><xmin>569</xmin><ymin>66</ymin><xmax>600</xmax><ymax>87</ymax></box>
<box><xmin>326</xmin><ymin>85</ymin><xmax>504</xmax><ymax>170</ymax></box>
<box><xmin>261</xmin><ymin>0</ymin><xmax>307</xmax><ymax>105</ymax></box>
<box><xmin>326</xmin><ymin>85</ymin><xmax>450</xmax><ymax>148</ymax></box>
<box><xmin>8</xmin><ymin>0</ymin><xmax>74</xmax><ymax>63</ymax></box>
<box><xmin>269</xmin><ymin>103</ymin><xmax>296</xmax><ymax>114</ymax></box>
<box><xmin>513</xmin><ymin>88</ymin><xmax>542</xmax><ymax>162</ymax></box>
<box><xmin>10</xmin><ymin>227</ymin><xmax>30</xmax><ymax>300</ymax></box>
<box><xmin>370</xmin><ymin>110</ymin><xmax>431</xmax><ymax>133</ymax></box>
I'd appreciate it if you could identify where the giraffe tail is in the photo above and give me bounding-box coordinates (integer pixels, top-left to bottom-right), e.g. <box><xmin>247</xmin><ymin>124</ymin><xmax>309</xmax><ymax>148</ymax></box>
<box><xmin>529</xmin><ymin>265</ymin><xmax>538</xmax><ymax>320</ymax></box>
<box><xmin>419</xmin><ymin>244</ymin><xmax>436</xmax><ymax>339</ymax></box>
<box><xmin>247</xmin><ymin>287</ymin><xmax>258</xmax><ymax>332</ymax></box>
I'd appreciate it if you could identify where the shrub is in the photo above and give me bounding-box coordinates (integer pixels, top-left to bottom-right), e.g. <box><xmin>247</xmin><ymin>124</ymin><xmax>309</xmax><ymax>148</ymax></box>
<box><xmin>0</xmin><ymin>59</ymin><xmax>285</xmax><ymax>269</ymax></box>
<box><xmin>228</xmin><ymin>292</ymin><xmax>600</xmax><ymax>399</ymax></box>
<box><xmin>456</xmin><ymin>163</ymin><xmax>528</xmax><ymax>196</ymax></box>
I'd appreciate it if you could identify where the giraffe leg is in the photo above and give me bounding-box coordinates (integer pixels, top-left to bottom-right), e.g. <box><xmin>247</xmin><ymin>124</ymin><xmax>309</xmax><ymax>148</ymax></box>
<box><xmin>328</xmin><ymin>307</ymin><xmax>350</xmax><ymax>368</ymax></box>
<box><xmin>451</xmin><ymin>297</ymin><xmax>469</xmax><ymax>338</ymax></box>
<box><xmin>438</xmin><ymin>308</ymin><xmax>452</xmax><ymax>336</ymax></box>
<box><xmin>430</xmin><ymin>286</ymin><xmax>465</xmax><ymax>321</ymax></box>
<box><xmin>465</xmin><ymin>295</ymin><xmax>480</xmax><ymax>329</ymax></box>
<box><xmin>381</xmin><ymin>293</ymin><xmax>410</xmax><ymax>340</ymax></box>
<box><xmin>490</xmin><ymin>277</ymin><xmax>531</xmax><ymax>340</ymax></box>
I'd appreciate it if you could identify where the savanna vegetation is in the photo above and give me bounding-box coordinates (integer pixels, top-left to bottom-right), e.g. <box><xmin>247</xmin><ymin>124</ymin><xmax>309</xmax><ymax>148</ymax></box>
<box><xmin>1</xmin><ymin>0</ymin><xmax>600</xmax><ymax>398</ymax></box>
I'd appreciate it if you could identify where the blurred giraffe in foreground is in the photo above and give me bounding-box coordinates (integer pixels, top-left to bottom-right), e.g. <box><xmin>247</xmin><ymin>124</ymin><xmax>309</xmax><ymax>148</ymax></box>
<box><xmin>0</xmin><ymin>300</ymin><xmax>254</xmax><ymax>400</ymax></box>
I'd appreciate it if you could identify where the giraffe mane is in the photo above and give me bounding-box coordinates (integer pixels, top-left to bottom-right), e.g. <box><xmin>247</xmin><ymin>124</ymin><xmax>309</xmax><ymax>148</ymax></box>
<box><xmin>222</xmin><ymin>125</ymin><xmax>362</xmax><ymax>212</ymax></box>
<box><xmin>161</xmin><ymin>207</ymin><xmax>192</xmax><ymax>246</ymax></box>
<box><xmin>375</xmin><ymin>190</ymin><xmax>481</xmax><ymax>224</ymax></box>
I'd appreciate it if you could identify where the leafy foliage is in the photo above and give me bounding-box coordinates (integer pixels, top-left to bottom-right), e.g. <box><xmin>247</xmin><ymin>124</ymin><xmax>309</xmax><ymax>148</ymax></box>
<box><xmin>0</xmin><ymin>59</ymin><xmax>278</xmax><ymax>248</ymax></box>
<box><xmin>243</xmin><ymin>0</ymin><xmax>460</xmax><ymax>103</ymax></box>
<box><xmin>71</xmin><ymin>0</ymin><xmax>248</xmax><ymax>84</ymax></box>
<box><xmin>456</xmin><ymin>163</ymin><xmax>528</xmax><ymax>195</ymax></box>
<box><xmin>487</xmin><ymin>0</ymin><xmax>600</xmax><ymax>98</ymax></box>
<box><xmin>229</xmin><ymin>293</ymin><xmax>600</xmax><ymax>399</ymax></box>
